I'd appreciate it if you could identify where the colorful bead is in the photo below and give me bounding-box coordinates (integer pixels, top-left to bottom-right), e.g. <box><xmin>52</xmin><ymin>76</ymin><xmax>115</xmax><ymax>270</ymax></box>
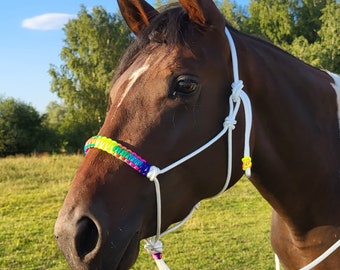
<box><xmin>152</xmin><ymin>252</ymin><xmax>163</xmax><ymax>260</ymax></box>
<box><xmin>242</xmin><ymin>156</ymin><xmax>252</xmax><ymax>171</ymax></box>
<box><xmin>84</xmin><ymin>136</ymin><xmax>151</xmax><ymax>176</ymax></box>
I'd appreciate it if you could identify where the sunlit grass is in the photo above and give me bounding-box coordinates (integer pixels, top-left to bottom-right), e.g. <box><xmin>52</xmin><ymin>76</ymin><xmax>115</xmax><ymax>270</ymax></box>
<box><xmin>0</xmin><ymin>155</ymin><xmax>273</xmax><ymax>269</ymax></box>
<box><xmin>0</xmin><ymin>155</ymin><xmax>82</xmax><ymax>270</ymax></box>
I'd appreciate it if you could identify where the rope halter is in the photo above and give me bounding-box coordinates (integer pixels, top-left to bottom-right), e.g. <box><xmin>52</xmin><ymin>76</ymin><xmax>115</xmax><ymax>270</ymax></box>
<box><xmin>84</xmin><ymin>27</ymin><xmax>253</xmax><ymax>270</ymax></box>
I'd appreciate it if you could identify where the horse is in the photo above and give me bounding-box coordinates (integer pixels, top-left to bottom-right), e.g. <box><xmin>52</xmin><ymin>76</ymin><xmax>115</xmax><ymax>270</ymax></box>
<box><xmin>54</xmin><ymin>0</ymin><xmax>340</xmax><ymax>269</ymax></box>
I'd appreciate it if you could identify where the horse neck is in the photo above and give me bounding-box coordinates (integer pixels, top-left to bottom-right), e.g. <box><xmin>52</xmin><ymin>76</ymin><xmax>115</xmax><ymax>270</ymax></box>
<box><xmin>234</xmin><ymin>32</ymin><xmax>340</xmax><ymax>231</ymax></box>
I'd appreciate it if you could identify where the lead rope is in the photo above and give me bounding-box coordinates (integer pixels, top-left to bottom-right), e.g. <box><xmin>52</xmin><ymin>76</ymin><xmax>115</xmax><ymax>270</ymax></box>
<box><xmin>143</xmin><ymin>26</ymin><xmax>253</xmax><ymax>269</ymax></box>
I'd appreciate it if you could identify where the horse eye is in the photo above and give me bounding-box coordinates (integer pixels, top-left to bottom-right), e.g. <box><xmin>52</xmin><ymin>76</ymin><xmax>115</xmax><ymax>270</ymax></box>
<box><xmin>171</xmin><ymin>75</ymin><xmax>199</xmax><ymax>98</ymax></box>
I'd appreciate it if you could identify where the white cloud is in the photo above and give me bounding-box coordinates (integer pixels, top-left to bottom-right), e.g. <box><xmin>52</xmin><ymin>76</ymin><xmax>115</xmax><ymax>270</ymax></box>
<box><xmin>22</xmin><ymin>13</ymin><xmax>76</xmax><ymax>30</ymax></box>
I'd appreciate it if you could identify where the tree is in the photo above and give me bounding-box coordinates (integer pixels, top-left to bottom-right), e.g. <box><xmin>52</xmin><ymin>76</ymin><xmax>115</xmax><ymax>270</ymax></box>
<box><xmin>42</xmin><ymin>101</ymin><xmax>67</xmax><ymax>152</ymax></box>
<box><xmin>242</xmin><ymin>0</ymin><xmax>339</xmax><ymax>73</ymax></box>
<box><xmin>216</xmin><ymin>0</ymin><xmax>247</xmax><ymax>29</ymax></box>
<box><xmin>317</xmin><ymin>0</ymin><xmax>340</xmax><ymax>73</ymax></box>
<box><xmin>0</xmin><ymin>97</ymin><xmax>48</xmax><ymax>156</ymax></box>
<box><xmin>245</xmin><ymin>0</ymin><xmax>294</xmax><ymax>45</ymax></box>
<box><xmin>291</xmin><ymin>0</ymin><xmax>327</xmax><ymax>43</ymax></box>
<box><xmin>281</xmin><ymin>0</ymin><xmax>339</xmax><ymax>73</ymax></box>
<box><xmin>155</xmin><ymin>0</ymin><xmax>166</xmax><ymax>8</ymax></box>
<box><xmin>49</xmin><ymin>6</ymin><xmax>133</xmax><ymax>152</ymax></box>
<box><xmin>44</xmin><ymin>101</ymin><xmax>92</xmax><ymax>153</ymax></box>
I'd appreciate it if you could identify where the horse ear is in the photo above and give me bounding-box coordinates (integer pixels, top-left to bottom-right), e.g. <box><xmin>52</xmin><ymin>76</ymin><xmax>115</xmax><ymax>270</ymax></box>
<box><xmin>117</xmin><ymin>0</ymin><xmax>159</xmax><ymax>35</ymax></box>
<box><xmin>178</xmin><ymin>0</ymin><xmax>225</xmax><ymax>28</ymax></box>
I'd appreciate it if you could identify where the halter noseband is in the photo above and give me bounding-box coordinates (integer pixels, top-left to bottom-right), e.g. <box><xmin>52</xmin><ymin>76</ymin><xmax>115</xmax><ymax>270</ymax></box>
<box><xmin>84</xmin><ymin>27</ymin><xmax>253</xmax><ymax>270</ymax></box>
<box><xmin>84</xmin><ymin>136</ymin><xmax>151</xmax><ymax>175</ymax></box>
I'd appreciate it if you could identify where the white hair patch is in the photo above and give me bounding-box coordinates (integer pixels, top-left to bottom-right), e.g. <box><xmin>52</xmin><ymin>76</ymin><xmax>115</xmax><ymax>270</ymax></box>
<box><xmin>117</xmin><ymin>63</ymin><xmax>150</xmax><ymax>108</ymax></box>
<box><xmin>326</xmin><ymin>71</ymin><xmax>340</xmax><ymax>133</ymax></box>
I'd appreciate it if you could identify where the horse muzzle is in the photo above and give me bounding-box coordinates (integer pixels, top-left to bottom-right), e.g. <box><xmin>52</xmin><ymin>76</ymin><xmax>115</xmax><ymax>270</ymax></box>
<box><xmin>54</xmin><ymin>205</ymin><xmax>142</xmax><ymax>270</ymax></box>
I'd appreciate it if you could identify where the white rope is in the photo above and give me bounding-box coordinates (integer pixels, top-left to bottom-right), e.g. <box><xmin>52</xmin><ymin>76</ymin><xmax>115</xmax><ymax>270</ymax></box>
<box><xmin>275</xmin><ymin>239</ymin><xmax>340</xmax><ymax>270</ymax></box>
<box><xmin>275</xmin><ymin>254</ymin><xmax>281</xmax><ymax>270</ymax></box>
<box><xmin>225</xmin><ymin>27</ymin><xmax>239</xmax><ymax>82</ymax></box>
<box><xmin>299</xmin><ymin>239</ymin><xmax>340</xmax><ymax>269</ymax></box>
<box><xmin>143</xmin><ymin>26</ymin><xmax>253</xmax><ymax>269</ymax></box>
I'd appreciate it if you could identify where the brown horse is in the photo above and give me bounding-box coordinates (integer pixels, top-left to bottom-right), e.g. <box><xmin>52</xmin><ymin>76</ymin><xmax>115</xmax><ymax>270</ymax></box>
<box><xmin>54</xmin><ymin>0</ymin><xmax>340</xmax><ymax>269</ymax></box>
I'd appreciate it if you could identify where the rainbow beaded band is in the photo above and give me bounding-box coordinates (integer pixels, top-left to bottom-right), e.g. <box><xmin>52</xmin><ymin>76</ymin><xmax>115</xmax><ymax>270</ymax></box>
<box><xmin>84</xmin><ymin>136</ymin><xmax>151</xmax><ymax>176</ymax></box>
<box><xmin>241</xmin><ymin>156</ymin><xmax>252</xmax><ymax>171</ymax></box>
<box><xmin>152</xmin><ymin>252</ymin><xmax>163</xmax><ymax>260</ymax></box>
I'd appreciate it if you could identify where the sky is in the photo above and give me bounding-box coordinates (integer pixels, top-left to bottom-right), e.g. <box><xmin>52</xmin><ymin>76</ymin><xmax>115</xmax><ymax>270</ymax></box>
<box><xmin>0</xmin><ymin>0</ymin><xmax>248</xmax><ymax>113</ymax></box>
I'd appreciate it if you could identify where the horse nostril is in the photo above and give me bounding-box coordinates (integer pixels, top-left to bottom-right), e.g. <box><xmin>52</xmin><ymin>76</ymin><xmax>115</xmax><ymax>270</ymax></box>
<box><xmin>75</xmin><ymin>217</ymin><xmax>99</xmax><ymax>259</ymax></box>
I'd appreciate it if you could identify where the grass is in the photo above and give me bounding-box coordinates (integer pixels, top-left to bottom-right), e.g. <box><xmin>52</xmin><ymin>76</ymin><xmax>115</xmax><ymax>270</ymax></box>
<box><xmin>0</xmin><ymin>155</ymin><xmax>274</xmax><ymax>269</ymax></box>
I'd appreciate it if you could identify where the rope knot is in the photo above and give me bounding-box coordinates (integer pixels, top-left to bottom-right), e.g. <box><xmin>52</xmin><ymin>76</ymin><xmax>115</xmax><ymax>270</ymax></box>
<box><xmin>224</xmin><ymin>116</ymin><xmax>237</xmax><ymax>130</ymax></box>
<box><xmin>147</xmin><ymin>166</ymin><xmax>161</xmax><ymax>181</ymax></box>
<box><xmin>231</xmin><ymin>80</ymin><xmax>244</xmax><ymax>102</ymax></box>
<box><xmin>144</xmin><ymin>239</ymin><xmax>164</xmax><ymax>254</ymax></box>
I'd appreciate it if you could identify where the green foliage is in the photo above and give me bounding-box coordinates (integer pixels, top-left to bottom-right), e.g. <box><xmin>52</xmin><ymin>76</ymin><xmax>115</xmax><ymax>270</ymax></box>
<box><xmin>291</xmin><ymin>0</ymin><xmax>327</xmax><ymax>43</ymax></box>
<box><xmin>234</xmin><ymin>0</ymin><xmax>339</xmax><ymax>73</ymax></box>
<box><xmin>44</xmin><ymin>101</ymin><xmax>99</xmax><ymax>153</ymax></box>
<box><xmin>0</xmin><ymin>97</ymin><xmax>57</xmax><ymax>156</ymax></box>
<box><xmin>154</xmin><ymin>0</ymin><xmax>177</xmax><ymax>7</ymax></box>
<box><xmin>48</xmin><ymin>6</ymin><xmax>133</xmax><ymax>152</ymax></box>
<box><xmin>280</xmin><ymin>0</ymin><xmax>340</xmax><ymax>73</ymax></box>
<box><xmin>245</xmin><ymin>0</ymin><xmax>294</xmax><ymax>44</ymax></box>
<box><xmin>0</xmin><ymin>155</ymin><xmax>272</xmax><ymax>269</ymax></box>
<box><xmin>317</xmin><ymin>0</ymin><xmax>340</xmax><ymax>73</ymax></box>
<box><xmin>216</xmin><ymin>0</ymin><xmax>247</xmax><ymax>29</ymax></box>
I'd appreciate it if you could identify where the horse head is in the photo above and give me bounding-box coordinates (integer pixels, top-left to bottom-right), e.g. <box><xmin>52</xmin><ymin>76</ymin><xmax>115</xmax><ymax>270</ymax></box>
<box><xmin>54</xmin><ymin>0</ymin><xmax>246</xmax><ymax>269</ymax></box>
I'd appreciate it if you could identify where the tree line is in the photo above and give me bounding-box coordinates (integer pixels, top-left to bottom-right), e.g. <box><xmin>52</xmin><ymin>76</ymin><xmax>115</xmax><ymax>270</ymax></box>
<box><xmin>1</xmin><ymin>0</ymin><xmax>339</xmax><ymax>156</ymax></box>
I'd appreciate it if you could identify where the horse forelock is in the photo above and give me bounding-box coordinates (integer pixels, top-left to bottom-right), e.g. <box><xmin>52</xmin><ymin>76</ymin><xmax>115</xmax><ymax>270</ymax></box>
<box><xmin>113</xmin><ymin>5</ymin><xmax>204</xmax><ymax>83</ymax></box>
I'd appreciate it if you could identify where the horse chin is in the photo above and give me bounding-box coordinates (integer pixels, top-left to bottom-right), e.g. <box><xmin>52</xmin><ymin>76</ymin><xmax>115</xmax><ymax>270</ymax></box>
<box><xmin>115</xmin><ymin>233</ymin><xmax>141</xmax><ymax>270</ymax></box>
<box><xmin>72</xmin><ymin>232</ymin><xmax>141</xmax><ymax>270</ymax></box>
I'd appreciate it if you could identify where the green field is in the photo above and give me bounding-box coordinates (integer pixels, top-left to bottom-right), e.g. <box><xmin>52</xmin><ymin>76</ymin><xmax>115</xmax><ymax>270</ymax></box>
<box><xmin>0</xmin><ymin>155</ymin><xmax>274</xmax><ymax>269</ymax></box>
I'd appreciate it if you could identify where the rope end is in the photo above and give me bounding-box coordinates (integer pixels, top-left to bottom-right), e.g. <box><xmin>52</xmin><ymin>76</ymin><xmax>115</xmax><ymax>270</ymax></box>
<box><xmin>154</xmin><ymin>256</ymin><xmax>171</xmax><ymax>270</ymax></box>
<box><xmin>242</xmin><ymin>156</ymin><xmax>252</xmax><ymax>177</ymax></box>
<box><xmin>144</xmin><ymin>240</ymin><xmax>171</xmax><ymax>270</ymax></box>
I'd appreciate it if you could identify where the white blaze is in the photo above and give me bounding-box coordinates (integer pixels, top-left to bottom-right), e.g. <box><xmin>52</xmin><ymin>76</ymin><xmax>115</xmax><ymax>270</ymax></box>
<box><xmin>117</xmin><ymin>63</ymin><xmax>150</xmax><ymax>108</ymax></box>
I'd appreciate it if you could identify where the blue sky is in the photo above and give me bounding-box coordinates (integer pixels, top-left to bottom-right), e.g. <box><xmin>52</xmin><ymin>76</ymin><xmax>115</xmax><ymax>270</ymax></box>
<box><xmin>0</xmin><ymin>0</ymin><xmax>248</xmax><ymax>113</ymax></box>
